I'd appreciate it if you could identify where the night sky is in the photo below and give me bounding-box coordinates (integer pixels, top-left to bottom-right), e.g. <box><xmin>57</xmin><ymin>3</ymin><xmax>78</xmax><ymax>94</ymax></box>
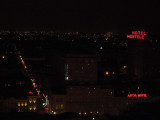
<box><xmin>0</xmin><ymin>0</ymin><xmax>160</xmax><ymax>33</ymax></box>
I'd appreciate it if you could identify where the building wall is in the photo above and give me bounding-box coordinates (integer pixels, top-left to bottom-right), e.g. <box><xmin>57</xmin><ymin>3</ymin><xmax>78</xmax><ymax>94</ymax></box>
<box><xmin>50</xmin><ymin>86</ymin><xmax>114</xmax><ymax>115</ymax></box>
<box><xmin>0</xmin><ymin>98</ymin><xmax>17</xmax><ymax>112</ymax></box>
<box><xmin>50</xmin><ymin>95</ymin><xmax>66</xmax><ymax>114</ymax></box>
<box><xmin>50</xmin><ymin>86</ymin><xmax>160</xmax><ymax>116</ymax></box>
<box><xmin>65</xmin><ymin>57</ymin><xmax>97</xmax><ymax>82</ymax></box>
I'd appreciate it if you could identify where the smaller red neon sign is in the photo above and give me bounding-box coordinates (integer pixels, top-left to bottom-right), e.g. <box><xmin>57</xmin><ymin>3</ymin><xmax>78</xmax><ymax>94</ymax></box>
<box><xmin>28</xmin><ymin>91</ymin><xmax>33</xmax><ymax>95</ymax></box>
<box><xmin>127</xmin><ymin>94</ymin><xmax>147</xmax><ymax>98</ymax></box>
<box><xmin>45</xmin><ymin>107</ymin><xmax>49</xmax><ymax>111</ymax></box>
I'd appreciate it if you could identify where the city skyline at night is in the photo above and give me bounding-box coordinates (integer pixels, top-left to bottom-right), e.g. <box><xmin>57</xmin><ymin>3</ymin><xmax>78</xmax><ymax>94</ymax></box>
<box><xmin>0</xmin><ymin>0</ymin><xmax>160</xmax><ymax>119</ymax></box>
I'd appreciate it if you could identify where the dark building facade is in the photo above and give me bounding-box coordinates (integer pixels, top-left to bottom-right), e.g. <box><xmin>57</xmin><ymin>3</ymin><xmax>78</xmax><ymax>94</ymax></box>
<box><xmin>54</xmin><ymin>53</ymin><xmax>99</xmax><ymax>84</ymax></box>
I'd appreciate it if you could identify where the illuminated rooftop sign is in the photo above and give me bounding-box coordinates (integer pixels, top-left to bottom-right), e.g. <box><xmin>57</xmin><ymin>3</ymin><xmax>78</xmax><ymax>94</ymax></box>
<box><xmin>127</xmin><ymin>94</ymin><xmax>148</xmax><ymax>98</ymax></box>
<box><xmin>28</xmin><ymin>91</ymin><xmax>33</xmax><ymax>95</ymax></box>
<box><xmin>127</xmin><ymin>31</ymin><xmax>146</xmax><ymax>39</ymax></box>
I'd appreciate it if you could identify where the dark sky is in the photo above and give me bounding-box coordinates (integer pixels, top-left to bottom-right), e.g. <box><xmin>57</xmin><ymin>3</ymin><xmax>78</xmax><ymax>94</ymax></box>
<box><xmin>0</xmin><ymin>0</ymin><xmax>160</xmax><ymax>32</ymax></box>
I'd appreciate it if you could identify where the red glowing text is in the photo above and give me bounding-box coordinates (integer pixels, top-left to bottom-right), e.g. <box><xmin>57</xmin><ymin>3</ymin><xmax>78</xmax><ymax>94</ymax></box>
<box><xmin>127</xmin><ymin>94</ymin><xmax>148</xmax><ymax>98</ymax></box>
<box><xmin>127</xmin><ymin>31</ymin><xmax>146</xmax><ymax>39</ymax></box>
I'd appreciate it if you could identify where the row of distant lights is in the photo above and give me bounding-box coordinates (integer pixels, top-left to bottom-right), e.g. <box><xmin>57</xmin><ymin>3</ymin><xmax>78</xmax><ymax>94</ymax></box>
<box><xmin>16</xmin><ymin>49</ymin><xmax>49</xmax><ymax>111</ymax></box>
<box><xmin>19</xmin><ymin>53</ymin><xmax>49</xmax><ymax>110</ymax></box>
<box><xmin>18</xmin><ymin>53</ymin><xmax>40</xmax><ymax>96</ymax></box>
<box><xmin>79</xmin><ymin>111</ymin><xmax>100</xmax><ymax>115</ymax></box>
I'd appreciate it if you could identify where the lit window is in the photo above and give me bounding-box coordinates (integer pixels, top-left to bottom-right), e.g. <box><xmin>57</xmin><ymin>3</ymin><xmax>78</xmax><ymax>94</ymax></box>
<box><xmin>33</xmin><ymin>98</ymin><xmax>37</xmax><ymax>103</ymax></box>
<box><xmin>29</xmin><ymin>99</ymin><xmax>32</xmax><ymax>103</ymax></box>
<box><xmin>25</xmin><ymin>102</ymin><xmax>27</xmax><ymax>106</ymax></box>
<box><xmin>29</xmin><ymin>106</ymin><xmax>32</xmax><ymax>110</ymax></box>
<box><xmin>90</xmin><ymin>112</ymin><xmax>92</xmax><ymax>114</ymax></box>
<box><xmin>61</xmin><ymin>104</ymin><xmax>63</xmax><ymax>109</ymax></box>
<box><xmin>84</xmin><ymin>112</ymin><xmax>87</xmax><ymax>115</ymax></box>
<box><xmin>33</xmin><ymin>106</ymin><xmax>36</xmax><ymax>110</ymax></box>
<box><xmin>21</xmin><ymin>102</ymin><xmax>24</xmax><ymax>106</ymax></box>
<box><xmin>18</xmin><ymin>102</ymin><xmax>20</xmax><ymax>106</ymax></box>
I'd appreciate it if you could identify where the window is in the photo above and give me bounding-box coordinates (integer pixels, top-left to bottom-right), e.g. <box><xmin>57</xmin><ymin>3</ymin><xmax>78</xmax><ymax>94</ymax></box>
<box><xmin>29</xmin><ymin>99</ymin><xmax>32</xmax><ymax>103</ymax></box>
<box><xmin>56</xmin><ymin>104</ymin><xmax>63</xmax><ymax>110</ymax></box>
<box><xmin>25</xmin><ymin>102</ymin><xmax>27</xmax><ymax>106</ymax></box>
<box><xmin>33</xmin><ymin>98</ymin><xmax>37</xmax><ymax>103</ymax></box>
<box><xmin>29</xmin><ymin>106</ymin><xmax>32</xmax><ymax>110</ymax></box>
<box><xmin>18</xmin><ymin>102</ymin><xmax>20</xmax><ymax>107</ymax></box>
<box><xmin>21</xmin><ymin>102</ymin><xmax>24</xmax><ymax>106</ymax></box>
<box><xmin>61</xmin><ymin>104</ymin><xmax>63</xmax><ymax>109</ymax></box>
<box><xmin>33</xmin><ymin>106</ymin><xmax>36</xmax><ymax>110</ymax></box>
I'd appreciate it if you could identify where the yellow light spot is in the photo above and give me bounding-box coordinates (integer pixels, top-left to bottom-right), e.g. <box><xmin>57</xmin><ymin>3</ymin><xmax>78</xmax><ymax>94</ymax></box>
<box><xmin>61</xmin><ymin>104</ymin><xmax>63</xmax><ymax>109</ymax></box>
<box><xmin>29</xmin><ymin>99</ymin><xmax>32</xmax><ymax>103</ymax></box>
<box><xmin>105</xmin><ymin>72</ymin><xmax>109</xmax><ymax>75</ymax></box>
<box><xmin>25</xmin><ymin>102</ymin><xmax>27</xmax><ymax>106</ymax></box>
<box><xmin>33</xmin><ymin>106</ymin><xmax>36</xmax><ymax>110</ymax></box>
<box><xmin>29</xmin><ymin>106</ymin><xmax>32</xmax><ymax>110</ymax></box>
<box><xmin>33</xmin><ymin>98</ymin><xmax>37</xmax><ymax>103</ymax></box>
<box><xmin>18</xmin><ymin>102</ymin><xmax>20</xmax><ymax>106</ymax></box>
<box><xmin>21</xmin><ymin>102</ymin><xmax>24</xmax><ymax>106</ymax></box>
<box><xmin>2</xmin><ymin>56</ymin><xmax>5</xmax><ymax>59</ymax></box>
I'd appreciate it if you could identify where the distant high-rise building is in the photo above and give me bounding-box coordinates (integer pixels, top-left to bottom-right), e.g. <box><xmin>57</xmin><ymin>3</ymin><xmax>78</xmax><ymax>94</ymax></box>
<box><xmin>54</xmin><ymin>53</ymin><xmax>99</xmax><ymax>84</ymax></box>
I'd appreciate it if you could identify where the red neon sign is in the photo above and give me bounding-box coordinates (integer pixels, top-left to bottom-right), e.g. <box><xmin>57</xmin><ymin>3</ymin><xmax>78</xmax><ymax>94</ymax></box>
<box><xmin>127</xmin><ymin>31</ymin><xmax>146</xmax><ymax>39</ymax></box>
<box><xmin>45</xmin><ymin>107</ymin><xmax>49</xmax><ymax>111</ymax></box>
<box><xmin>127</xmin><ymin>94</ymin><xmax>148</xmax><ymax>98</ymax></box>
<box><xmin>28</xmin><ymin>91</ymin><xmax>33</xmax><ymax>95</ymax></box>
